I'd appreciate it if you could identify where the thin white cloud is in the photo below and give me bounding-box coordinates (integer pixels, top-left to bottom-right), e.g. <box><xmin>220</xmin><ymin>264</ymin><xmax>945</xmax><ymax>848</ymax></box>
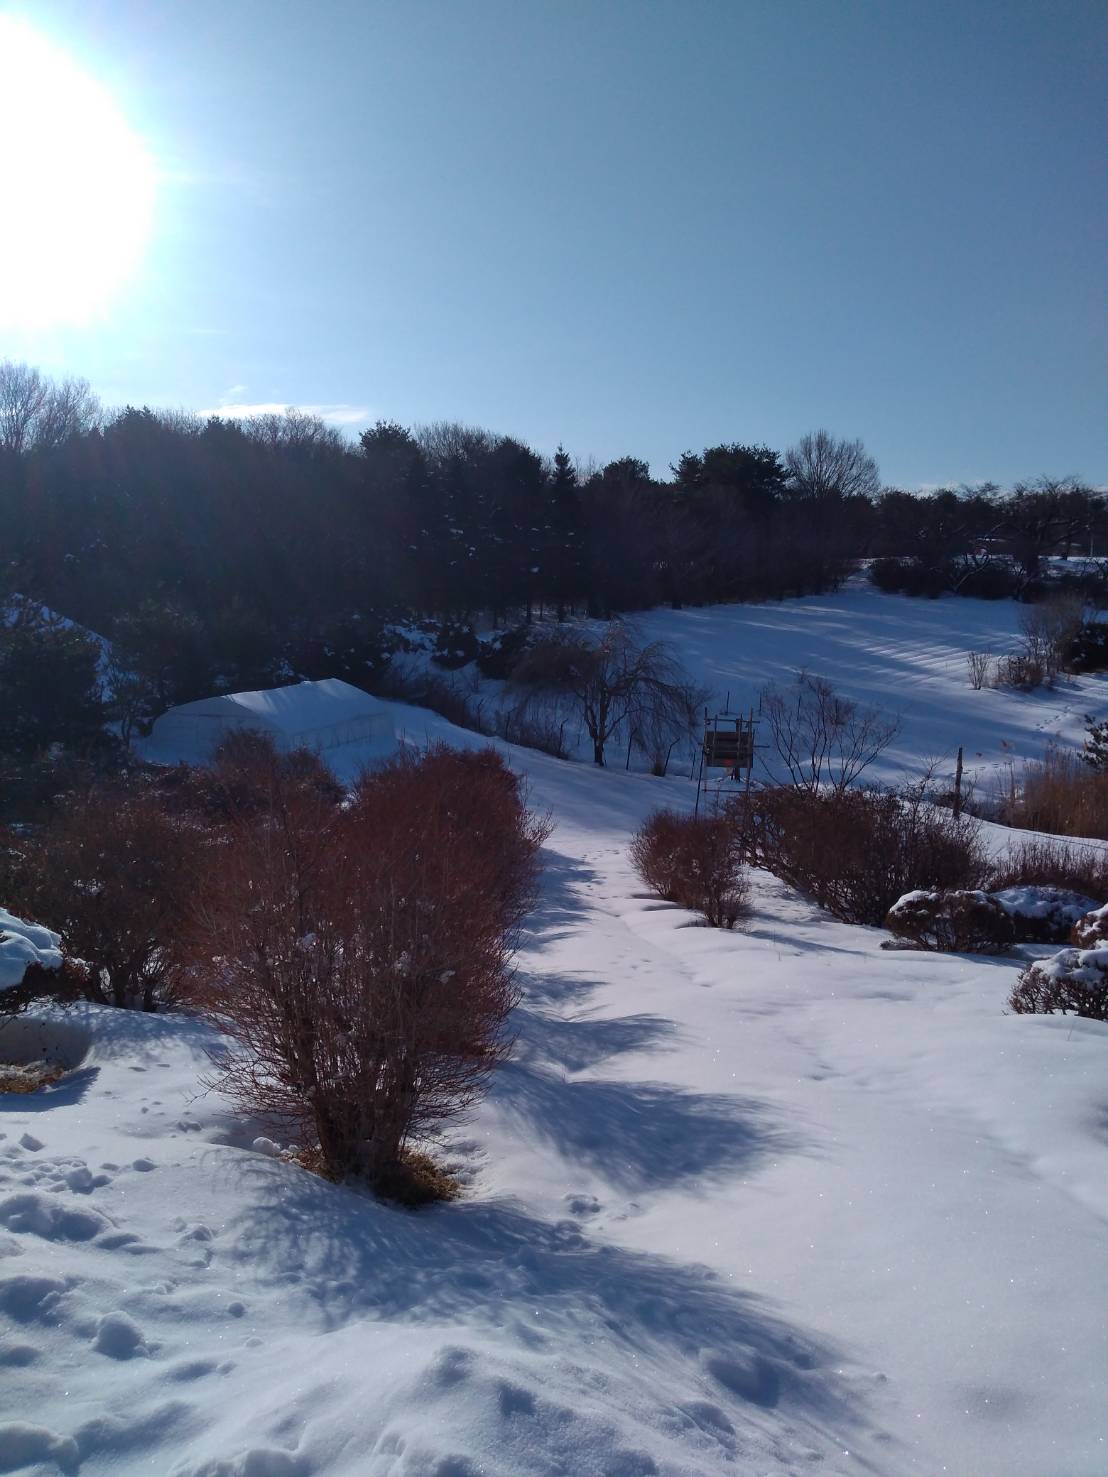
<box><xmin>200</xmin><ymin>401</ymin><xmax>372</xmax><ymax>426</ymax></box>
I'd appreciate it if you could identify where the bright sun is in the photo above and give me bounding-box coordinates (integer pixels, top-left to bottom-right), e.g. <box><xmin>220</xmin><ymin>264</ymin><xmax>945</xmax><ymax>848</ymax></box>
<box><xmin>0</xmin><ymin>17</ymin><xmax>156</xmax><ymax>329</ymax></box>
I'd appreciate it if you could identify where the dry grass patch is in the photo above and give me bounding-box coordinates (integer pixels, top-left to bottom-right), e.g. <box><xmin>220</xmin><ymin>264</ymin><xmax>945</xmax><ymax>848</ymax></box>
<box><xmin>0</xmin><ymin>1062</ymin><xmax>65</xmax><ymax>1093</ymax></box>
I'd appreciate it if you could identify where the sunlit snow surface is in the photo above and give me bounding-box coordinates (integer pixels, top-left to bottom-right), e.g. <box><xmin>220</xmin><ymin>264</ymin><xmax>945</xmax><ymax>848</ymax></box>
<box><xmin>2</xmin><ymin>587</ymin><xmax>1106</xmax><ymax>1474</ymax></box>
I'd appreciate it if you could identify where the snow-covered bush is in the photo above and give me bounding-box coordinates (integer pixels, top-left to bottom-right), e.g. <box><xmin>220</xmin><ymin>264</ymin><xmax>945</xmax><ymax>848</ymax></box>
<box><xmin>0</xmin><ymin>908</ymin><xmax>92</xmax><ymax>1017</ymax></box>
<box><xmin>989</xmin><ymin>886</ymin><xmax>1099</xmax><ymax>944</ymax></box>
<box><xmin>744</xmin><ymin>785</ymin><xmax>987</xmax><ymax>926</ymax></box>
<box><xmin>1009</xmin><ymin>948</ymin><xmax>1108</xmax><ymax>1021</ymax></box>
<box><xmin>885</xmin><ymin>890</ymin><xmax>1015</xmax><ymax>953</ymax></box>
<box><xmin>0</xmin><ymin>908</ymin><xmax>64</xmax><ymax>990</ymax></box>
<box><xmin>987</xmin><ymin>835</ymin><xmax>1108</xmax><ymax>899</ymax></box>
<box><xmin>431</xmin><ymin>620</ymin><xmax>480</xmax><ymax>671</ymax></box>
<box><xmin>1070</xmin><ymin>904</ymin><xmax>1108</xmax><ymax>949</ymax></box>
<box><xmin>194</xmin><ymin>745</ymin><xmax>550</xmax><ymax>1191</ymax></box>
<box><xmin>630</xmin><ymin>809</ymin><xmax>748</xmax><ymax>928</ymax></box>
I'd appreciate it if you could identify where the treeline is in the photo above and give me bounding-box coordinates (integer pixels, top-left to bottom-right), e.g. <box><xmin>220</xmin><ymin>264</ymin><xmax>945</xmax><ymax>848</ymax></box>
<box><xmin>2</xmin><ymin>361</ymin><xmax>1103</xmax><ymax>716</ymax></box>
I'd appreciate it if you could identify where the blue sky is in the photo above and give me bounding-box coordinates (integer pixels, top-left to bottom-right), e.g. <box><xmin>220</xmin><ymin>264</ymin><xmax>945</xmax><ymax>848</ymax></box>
<box><xmin>5</xmin><ymin>0</ymin><xmax>1105</xmax><ymax>487</ymax></box>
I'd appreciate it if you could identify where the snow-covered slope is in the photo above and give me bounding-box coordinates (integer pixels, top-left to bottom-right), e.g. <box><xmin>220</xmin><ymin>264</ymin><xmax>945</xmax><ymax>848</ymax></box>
<box><xmin>628</xmin><ymin>579</ymin><xmax>1108</xmax><ymax>790</ymax></box>
<box><xmin>3</xmin><ymin>595</ymin><xmax>1107</xmax><ymax>1475</ymax></box>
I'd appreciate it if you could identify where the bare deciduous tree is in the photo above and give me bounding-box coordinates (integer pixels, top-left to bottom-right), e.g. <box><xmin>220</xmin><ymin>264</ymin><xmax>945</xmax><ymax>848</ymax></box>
<box><xmin>785</xmin><ymin>429</ymin><xmax>880</xmax><ymax>501</ymax></box>
<box><xmin>242</xmin><ymin>407</ymin><xmax>345</xmax><ymax>454</ymax></box>
<box><xmin>758</xmin><ymin>671</ymin><xmax>900</xmax><ymax>792</ymax></box>
<box><xmin>0</xmin><ymin>360</ymin><xmax>100</xmax><ymax>454</ymax></box>
<box><xmin>509</xmin><ymin>623</ymin><xmax>692</xmax><ymax>767</ymax></box>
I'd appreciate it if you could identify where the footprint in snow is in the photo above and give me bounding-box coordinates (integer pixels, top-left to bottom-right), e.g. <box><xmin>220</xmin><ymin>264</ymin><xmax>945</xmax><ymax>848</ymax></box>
<box><xmin>131</xmin><ymin>1157</ymin><xmax>157</xmax><ymax>1172</ymax></box>
<box><xmin>0</xmin><ymin>1191</ymin><xmax>107</xmax><ymax>1242</ymax></box>
<box><xmin>563</xmin><ymin>1192</ymin><xmax>601</xmax><ymax>1217</ymax></box>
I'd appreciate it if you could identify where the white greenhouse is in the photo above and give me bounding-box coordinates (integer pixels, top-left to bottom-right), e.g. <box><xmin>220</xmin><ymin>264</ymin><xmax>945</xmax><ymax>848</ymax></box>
<box><xmin>148</xmin><ymin>678</ymin><xmax>395</xmax><ymax>761</ymax></box>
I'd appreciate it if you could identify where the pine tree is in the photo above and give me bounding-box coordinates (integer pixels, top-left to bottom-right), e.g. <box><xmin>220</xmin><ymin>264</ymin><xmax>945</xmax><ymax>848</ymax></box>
<box><xmin>550</xmin><ymin>445</ymin><xmax>581</xmax><ymax>620</ymax></box>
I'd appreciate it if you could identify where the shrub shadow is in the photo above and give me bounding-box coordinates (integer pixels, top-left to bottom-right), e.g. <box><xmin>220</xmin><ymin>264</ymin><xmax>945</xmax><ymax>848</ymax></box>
<box><xmin>512</xmin><ymin>1005</ymin><xmax>676</xmax><ymax>1074</ymax></box>
<box><xmin>490</xmin><ymin>1063</ymin><xmax>796</xmax><ymax>1192</ymax></box>
<box><xmin>221</xmin><ymin>1158</ymin><xmax>883</xmax><ymax>1465</ymax></box>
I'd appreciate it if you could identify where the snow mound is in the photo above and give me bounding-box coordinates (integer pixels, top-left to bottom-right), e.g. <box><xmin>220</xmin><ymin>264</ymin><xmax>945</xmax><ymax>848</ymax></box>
<box><xmin>888</xmin><ymin>886</ymin><xmax>1103</xmax><ymax>950</ymax></box>
<box><xmin>1027</xmin><ymin>945</ymin><xmax>1108</xmax><ymax>990</ymax></box>
<box><xmin>990</xmin><ymin>886</ymin><xmax>1101</xmax><ymax>942</ymax></box>
<box><xmin>0</xmin><ymin>908</ymin><xmax>63</xmax><ymax>991</ymax></box>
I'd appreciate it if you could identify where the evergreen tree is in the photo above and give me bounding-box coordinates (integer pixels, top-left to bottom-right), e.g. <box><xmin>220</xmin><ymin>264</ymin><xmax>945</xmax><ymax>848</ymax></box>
<box><xmin>550</xmin><ymin>445</ymin><xmax>582</xmax><ymax>620</ymax></box>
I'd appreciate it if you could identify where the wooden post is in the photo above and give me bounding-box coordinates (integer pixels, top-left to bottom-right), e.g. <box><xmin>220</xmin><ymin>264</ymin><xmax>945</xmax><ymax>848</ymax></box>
<box><xmin>953</xmin><ymin>746</ymin><xmax>964</xmax><ymax>819</ymax></box>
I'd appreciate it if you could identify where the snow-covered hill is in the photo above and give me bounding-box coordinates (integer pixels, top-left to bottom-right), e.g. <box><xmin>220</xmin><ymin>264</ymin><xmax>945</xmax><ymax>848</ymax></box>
<box><xmin>3</xmin><ymin>590</ymin><xmax>1107</xmax><ymax>1475</ymax></box>
<box><xmin>630</xmin><ymin>579</ymin><xmax>1108</xmax><ymax>791</ymax></box>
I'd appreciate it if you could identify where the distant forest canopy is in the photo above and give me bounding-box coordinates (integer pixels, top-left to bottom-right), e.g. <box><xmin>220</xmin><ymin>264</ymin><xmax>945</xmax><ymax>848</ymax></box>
<box><xmin>2</xmin><ymin>359</ymin><xmax>1105</xmax><ymax>709</ymax></box>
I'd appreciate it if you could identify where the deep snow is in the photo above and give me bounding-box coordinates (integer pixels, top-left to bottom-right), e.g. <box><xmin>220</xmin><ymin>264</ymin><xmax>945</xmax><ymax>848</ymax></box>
<box><xmin>3</xmin><ymin>587</ymin><xmax>1107</xmax><ymax>1475</ymax></box>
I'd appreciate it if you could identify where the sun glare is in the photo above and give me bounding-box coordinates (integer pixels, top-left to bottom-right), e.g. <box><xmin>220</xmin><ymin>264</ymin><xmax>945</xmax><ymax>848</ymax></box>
<box><xmin>0</xmin><ymin>18</ymin><xmax>155</xmax><ymax>329</ymax></box>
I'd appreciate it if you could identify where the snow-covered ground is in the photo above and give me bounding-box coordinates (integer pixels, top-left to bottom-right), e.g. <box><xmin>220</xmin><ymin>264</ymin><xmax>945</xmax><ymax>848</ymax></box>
<box><xmin>4</xmin><ymin>589</ymin><xmax>1107</xmax><ymax>1475</ymax></box>
<box><xmin>629</xmin><ymin>579</ymin><xmax>1108</xmax><ymax>792</ymax></box>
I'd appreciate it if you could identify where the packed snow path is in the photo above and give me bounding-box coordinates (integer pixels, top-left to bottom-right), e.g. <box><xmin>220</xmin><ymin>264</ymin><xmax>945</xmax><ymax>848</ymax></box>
<box><xmin>2</xmin><ymin>714</ymin><xmax>1106</xmax><ymax>1474</ymax></box>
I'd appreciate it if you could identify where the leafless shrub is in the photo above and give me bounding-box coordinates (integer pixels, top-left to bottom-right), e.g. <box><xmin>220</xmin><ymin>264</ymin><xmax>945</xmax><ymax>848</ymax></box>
<box><xmin>376</xmin><ymin>665</ymin><xmax>494</xmax><ymax>735</ymax></box>
<box><xmin>885</xmin><ymin>890</ymin><xmax>1015</xmax><ymax>953</ymax></box>
<box><xmin>1009</xmin><ymin>949</ymin><xmax>1108</xmax><ymax>1021</ymax></box>
<box><xmin>493</xmin><ymin>706</ymin><xmax>570</xmax><ymax>759</ymax></box>
<box><xmin>743</xmin><ymin>785</ymin><xmax>987</xmax><ymax>925</ymax></box>
<box><xmin>159</xmin><ymin>728</ymin><xmax>344</xmax><ymax>823</ymax></box>
<box><xmin>996</xmin><ymin>650</ymin><xmax>1046</xmax><ymax>690</ymax></box>
<box><xmin>191</xmin><ymin>745</ymin><xmax>550</xmax><ymax>1188</ymax></box>
<box><xmin>986</xmin><ymin>834</ymin><xmax>1108</xmax><ymax>899</ymax></box>
<box><xmin>967</xmin><ymin>651</ymin><xmax>991</xmax><ymax>690</ymax></box>
<box><xmin>758</xmin><ymin>672</ymin><xmax>900</xmax><ymax>793</ymax></box>
<box><xmin>630</xmin><ymin>809</ymin><xmax>748</xmax><ymax>927</ymax></box>
<box><xmin>994</xmin><ymin>595</ymin><xmax>1090</xmax><ymax>693</ymax></box>
<box><xmin>1019</xmin><ymin>593</ymin><xmax>1088</xmax><ymax>681</ymax></box>
<box><xmin>5</xmin><ymin>785</ymin><xmax>199</xmax><ymax>1011</ymax></box>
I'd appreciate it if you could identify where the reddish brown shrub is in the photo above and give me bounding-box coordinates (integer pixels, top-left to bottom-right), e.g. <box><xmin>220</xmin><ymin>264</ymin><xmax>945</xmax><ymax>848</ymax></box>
<box><xmin>6</xmin><ymin>784</ymin><xmax>200</xmax><ymax>1011</ymax></box>
<box><xmin>986</xmin><ymin>835</ymin><xmax>1108</xmax><ymax>902</ymax></box>
<box><xmin>884</xmin><ymin>890</ymin><xmax>1015</xmax><ymax>953</ymax></box>
<box><xmin>743</xmin><ymin>786</ymin><xmax>987</xmax><ymax>926</ymax></box>
<box><xmin>629</xmin><ymin>810</ymin><xmax>686</xmax><ymax>901</ymax></box>
<box><xmin>630</xmin><ymin>809</ymin><xmax>748</xmax><ymax>928</ymax></box>
<box><xmin>191</xmin><ymin>745</ymin><xmax>550</xmax><ymax>1187</ymax></box>
<box><xmin>1009</xmin><ymin>948</ymin><xmax>1108</xmax><ymax>1021</ymax></box>
<box><xmin>158</xmin><ymin>728</ymin><xmax>343</xmax><ymax>823</ymax></box>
